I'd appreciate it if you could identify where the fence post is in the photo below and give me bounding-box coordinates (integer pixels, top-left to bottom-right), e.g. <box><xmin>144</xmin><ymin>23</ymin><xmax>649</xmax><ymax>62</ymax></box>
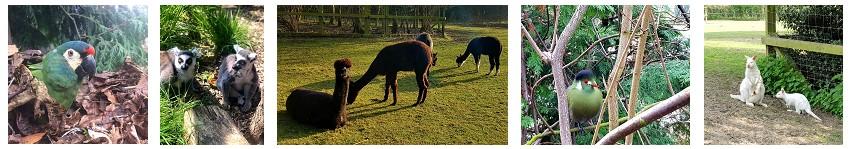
<box><xmin>765</xmin><ymin>5</ymin><xmax>777</xmax><ymax>57</ymax></box>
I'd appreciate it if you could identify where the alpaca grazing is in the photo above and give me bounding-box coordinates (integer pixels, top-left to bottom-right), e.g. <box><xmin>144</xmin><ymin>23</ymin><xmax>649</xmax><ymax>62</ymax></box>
<box><xmin>348</xmin><ymin>41</ymin><xmax>433</xmax><ymax>106</ymax></box>
<box><xmin>416</xmin><ymin>33</ymin><xmax>438</xmax><ymax>66</ymax></box>
<box><xmin>456</xmin><ymin>36</ymin><xmax>502</xmax><ymax>75</ymax></box>
<box><xmin>286</xmin><ymin>58</ymin><xmax>352</xmax><ymax>129</ymax></box>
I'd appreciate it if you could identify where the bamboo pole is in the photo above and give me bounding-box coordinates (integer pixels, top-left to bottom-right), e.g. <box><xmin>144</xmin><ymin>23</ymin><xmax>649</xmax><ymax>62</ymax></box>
<box><xmin>625</xmin><ymin>5</ymin><xmax>653</xmax><ymax>145</ymax></box>
<box><xmin>595</xmin><ymin>5</ymin><xmax>632</xmax><ymax>144</ymax></box>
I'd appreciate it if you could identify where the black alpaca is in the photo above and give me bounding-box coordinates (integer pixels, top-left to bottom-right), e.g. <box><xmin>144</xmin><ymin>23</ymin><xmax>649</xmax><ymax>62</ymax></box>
<box><xmin>348</xmin><ymin>41</ymin><xmax>433</xmax><ymax>106</ymax></box>
<box><xmin>286</xmin><ymin>58</ymin><xmax>352</xmax><ymax>129</ymax></box>
<box><xmin>456</xmin><ymin>36</ymin><xmax>502</xmax><ymax>75</ymax></box>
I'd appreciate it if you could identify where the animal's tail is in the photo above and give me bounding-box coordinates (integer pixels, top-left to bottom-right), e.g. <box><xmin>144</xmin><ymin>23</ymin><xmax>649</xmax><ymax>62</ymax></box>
<box><xmin>805</xmin><ymin>109</ymin><xmax>823</xmax><ymax>122</ymax></box>
<box><xmin>729</xmin><ymin>94</ymin><xmax>742</xmax><ymax>101</ymax></box>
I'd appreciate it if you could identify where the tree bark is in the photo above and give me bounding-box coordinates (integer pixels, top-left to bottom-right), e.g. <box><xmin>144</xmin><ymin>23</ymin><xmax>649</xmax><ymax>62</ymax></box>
<box><xmin>521</xmin><ymin>5</ymin><xmax>588</xmax><ymax>145</ymax></box>
<box><xmin>596</xmin><ymin>87</ymin><xmax>690</xmax><ymax>145</ymax></box>
<box><xmin>548</xmin><ymin>5</ymin><xmax>588</xmax><ymax>145</ymax></box>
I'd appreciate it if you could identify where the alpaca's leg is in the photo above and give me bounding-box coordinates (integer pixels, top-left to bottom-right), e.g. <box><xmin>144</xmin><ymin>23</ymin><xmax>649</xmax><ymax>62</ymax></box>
<box><xmin>473</xmin><ymin>54</ymin><xmax>481</xmax><ymax>72</ymax></box>
<box><xmin>487</xmin><ymin>56</ymin><xmax>497</xmax><ymax>75</ymax></box>
<box><xmin>391</xmin><ymin>78</ymin><xmax>398</xmax><ymax>106</ymax></box>
<box><xmin>382</xmin><ymin>78</ymin><xmax>391</xmax><ymax>102</ymax></box>
<box><xmin>414</xmin><ymin>72</ymin><xmax>429</xmax><ymax>106</ymax></box>
<box><xmin>387</xmin><ymin>72</ymin><xmax>398</xmax><ymax>105</ymax></box>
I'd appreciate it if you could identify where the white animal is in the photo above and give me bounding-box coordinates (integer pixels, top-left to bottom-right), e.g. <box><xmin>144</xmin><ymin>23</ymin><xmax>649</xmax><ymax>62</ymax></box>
<box><xmin>774</xmin><ymin>88</ymin><xmax>823</xmax><ymax>121</ymax></box>
<box><xmin>730</xmin><ymin>55</ymin><xmax>767</xmax><ymax>107</ymax></box>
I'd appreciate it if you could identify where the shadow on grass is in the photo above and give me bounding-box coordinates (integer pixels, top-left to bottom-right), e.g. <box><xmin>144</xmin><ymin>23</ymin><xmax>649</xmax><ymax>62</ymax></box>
<box><xmin>348</xmin><ymin>104</ymin><xmax>416</xmax><ymax>121</ymax></box>
<box><xmin>276</xmin><ymin>111</ymin><xmax>326</xmax><ymax>142</ymax></box>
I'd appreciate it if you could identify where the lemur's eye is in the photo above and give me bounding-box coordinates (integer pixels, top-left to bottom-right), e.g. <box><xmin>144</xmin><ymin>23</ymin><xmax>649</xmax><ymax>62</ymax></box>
<box><xmin>178</xmin><ymin>58</ymin><xmax>183</xmax><ymax>63</ymax></box>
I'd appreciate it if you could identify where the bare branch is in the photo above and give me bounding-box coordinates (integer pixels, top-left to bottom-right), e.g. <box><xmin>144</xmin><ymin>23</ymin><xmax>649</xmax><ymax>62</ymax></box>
<box><xmin>596</xmin><ymin>87</ymin><xmax>691</xmax><ymax>145</ymax></box>
<box><xmin>522</xmin><ymin>22</ymin><xmax>549</xmax><ymax>62</ymax></box>
<box><xmin>550</xmin><ymin>6</ymin><xmax>560</xmax><ymax>52</ymax></box>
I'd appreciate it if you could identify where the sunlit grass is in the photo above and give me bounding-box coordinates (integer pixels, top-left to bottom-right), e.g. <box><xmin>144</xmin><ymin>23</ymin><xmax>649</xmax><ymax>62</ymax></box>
<box><xmin>277</xmin><ymin>25</ymin><xmax>508</xmax><ymax>144</ymax></box>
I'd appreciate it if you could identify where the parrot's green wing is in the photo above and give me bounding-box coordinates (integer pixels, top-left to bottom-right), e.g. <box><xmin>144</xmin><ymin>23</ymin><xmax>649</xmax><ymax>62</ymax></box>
<box><xmin>41</xmin><ymin>49</ymin><xmax>80</xmax><ymax>108</ymax></box>
<box><xmin>568</xmin><ymin>82</ymin><xmax>604</xmax><ymax>121</ymax></box>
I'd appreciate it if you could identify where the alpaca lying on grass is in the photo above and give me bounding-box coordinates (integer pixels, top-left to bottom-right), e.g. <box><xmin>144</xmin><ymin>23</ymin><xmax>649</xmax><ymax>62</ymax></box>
<box><xmin>286</xmin><ymin>58</ymin><xmax>352</xmax><ymax>129</ymax></box>
<box><xmin>456</xmin><ymin>36</ymin><xmax>502</xmax><ymax>75</ymax></box>
<box><xmin>348</xmin><ymin>41</ymin><xmax>433</xmax><ymax>106</ymax></box>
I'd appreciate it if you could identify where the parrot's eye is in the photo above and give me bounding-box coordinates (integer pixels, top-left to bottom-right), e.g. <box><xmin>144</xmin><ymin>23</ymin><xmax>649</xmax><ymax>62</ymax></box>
<box><xmin>67</xmin><ymin>51</ymin><xmax>74</xmax><ymax>57</ymax></box>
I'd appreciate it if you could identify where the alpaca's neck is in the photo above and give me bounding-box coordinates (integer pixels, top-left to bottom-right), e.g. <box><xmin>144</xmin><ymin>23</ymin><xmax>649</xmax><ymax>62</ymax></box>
<box><xmin>458</xmin><ymin>50</ymin><xmax>472</xmax><ymax>61</ymax></box>
<box><xmin>348</xmin><ymin>68</ymin><xmax>378</xmax><ymax>104</ymax></box>
<box><xmin>333</xmin><ymin>76</ymin><xmax>349</xmax><ymax>109</ymax></box>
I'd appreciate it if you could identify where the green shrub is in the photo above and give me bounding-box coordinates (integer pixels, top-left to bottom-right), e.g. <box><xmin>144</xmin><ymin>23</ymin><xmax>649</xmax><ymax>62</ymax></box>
<box><xmin>777</xmin><ymin>5</ymin><xmax>842</xmax><ymax>44</ymax></box>
<box><xmin>9</xmin><ymin>6</ymin><xmax>148</xmax><ymax>72</ymax></box>
<box><xmin>161</xmin><ymin>5</ymin><xmax>248</xmax><ymax>57</ymax></box>
<box><xmin>810</xmin><ymin>75</ymin><xmax>843</xmax><ymax>117</ymax></box>
<box><xmin>757</xmin><ymin>55</ymin><xmax>842</xmax><ymax>117</ymax></box>
<box><xmin>623</xmin><ymin>60</ymin><xmax>691</xmax><ymax>105</ymax></box>
<box><xmin>705</xmin><ymin>5</ymin><xmax>763</xmax><ymax>21</ymax></box>
<box><xmin>757</xmin><ymin>55</ymin><xmax>812</xmax><ymax>95</ymax></box>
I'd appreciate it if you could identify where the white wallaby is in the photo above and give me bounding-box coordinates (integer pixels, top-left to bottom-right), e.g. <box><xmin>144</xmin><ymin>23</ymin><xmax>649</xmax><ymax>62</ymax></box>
<box><xmin>730</xmin><ymin>55</ymin><xmax>767</xmax><ymax>107</ymax></box>
<box><xmin>774</xmin><ymin>88</ymin><xmax>823</xmax><ymax>121</ymax></box>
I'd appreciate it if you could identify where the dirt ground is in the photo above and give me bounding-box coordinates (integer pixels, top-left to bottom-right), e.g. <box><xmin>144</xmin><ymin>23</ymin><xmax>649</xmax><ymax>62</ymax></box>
<box><xmin>704</xmin><ymin>70</ymin><xmax>842</xmax><ymax>145</ymax></box>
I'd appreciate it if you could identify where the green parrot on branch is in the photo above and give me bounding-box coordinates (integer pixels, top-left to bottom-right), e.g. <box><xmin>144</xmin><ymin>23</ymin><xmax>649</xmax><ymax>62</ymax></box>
<box><xmin>31</xmin><ymin>41</ymin><xmax>97</xmax><ymax>109</ymax></box>
<box><xmin>567</xmin><ymin>70</ymin><xmax>604</xmax><ymax>129</ymax></box>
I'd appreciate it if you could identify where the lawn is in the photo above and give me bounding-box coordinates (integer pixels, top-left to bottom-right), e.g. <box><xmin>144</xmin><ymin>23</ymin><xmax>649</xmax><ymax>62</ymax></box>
<box><xmin>704</xmin><ymin>20</ymin><xmax>842</xmax><ymax>145</ymax></box>
<box><xmin>277</xmin><ymin>25</ymin><xmax>509</xmax><ymax>144</ymax></box>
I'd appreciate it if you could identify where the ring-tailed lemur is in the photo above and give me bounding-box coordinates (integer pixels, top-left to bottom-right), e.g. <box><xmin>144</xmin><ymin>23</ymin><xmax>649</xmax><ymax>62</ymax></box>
<box><xmin>161</xmin><ymin>47</ymin><xmax>200</xmax><ymax>87</ymax></box>
<box><xmin>217</xmin><ymin>45</ymin><xmax>260</xmax><ymax>112</ymax></box>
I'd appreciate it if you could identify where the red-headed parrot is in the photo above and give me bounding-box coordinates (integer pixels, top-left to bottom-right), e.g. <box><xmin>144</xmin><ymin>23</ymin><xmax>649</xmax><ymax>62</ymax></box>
<box><xmin>32</xmin><ymin>41</ymin><xmax>97</xmax><ymax>109</ymax></box>
<box><xmin>568</xmin><ymin>70</ymin><xmax>603</xmax><ymax>125</ymax></box>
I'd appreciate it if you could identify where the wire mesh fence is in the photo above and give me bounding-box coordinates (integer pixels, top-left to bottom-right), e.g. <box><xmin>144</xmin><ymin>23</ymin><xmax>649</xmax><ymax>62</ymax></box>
<box><xmin>773</xmin><ymin>5</ymin><xmax>843</xmax><ymax>45</ymax></box>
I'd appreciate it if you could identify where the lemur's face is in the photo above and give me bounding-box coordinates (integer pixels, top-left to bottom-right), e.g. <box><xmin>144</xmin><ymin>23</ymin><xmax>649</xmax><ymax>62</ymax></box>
<box><xmin>175</xmin><ymin>52</ymin><xmax>195</xmax><ymax>71</ymax></box>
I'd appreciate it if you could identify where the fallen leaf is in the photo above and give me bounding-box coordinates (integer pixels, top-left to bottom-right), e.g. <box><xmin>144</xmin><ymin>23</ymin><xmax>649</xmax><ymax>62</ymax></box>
<box><xmin>21</xmin><ymin>132</ymin><xmax>46</xmax><ymax>144</ymax></box>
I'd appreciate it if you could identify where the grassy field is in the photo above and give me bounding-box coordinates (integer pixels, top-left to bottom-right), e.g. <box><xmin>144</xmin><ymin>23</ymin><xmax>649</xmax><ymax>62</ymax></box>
<box><xmin>277</xmin><ymin>25</ymin><xmax>508</xmax><ymax>144</ymax></box>
<box><xmin>704</xmin><ymin>20</ymin><xmax>842</xmax><ymax>145</ymax></box>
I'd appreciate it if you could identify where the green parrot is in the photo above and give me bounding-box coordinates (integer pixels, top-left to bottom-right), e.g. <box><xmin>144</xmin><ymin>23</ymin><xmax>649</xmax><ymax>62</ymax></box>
<box><xmin>568</xmin><ymin>70</ymin><xmax>603</xmax><ymax>125</ymax></box>
<box><xmin>31</xmin><ymin>41</ymin><xmax>97</xmax><ymax>109</ymax></box>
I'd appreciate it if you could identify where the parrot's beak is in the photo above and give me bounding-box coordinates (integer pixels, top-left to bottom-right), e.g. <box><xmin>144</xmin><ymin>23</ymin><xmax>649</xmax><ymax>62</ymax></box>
<box><xmin>76</xmin><ymin>55</ymin><xmax>97</xmax><ymax>78</ymax></box>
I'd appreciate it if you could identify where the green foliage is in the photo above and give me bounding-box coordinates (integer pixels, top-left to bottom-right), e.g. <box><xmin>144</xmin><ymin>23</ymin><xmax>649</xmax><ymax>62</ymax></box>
<box><xmin>757</xmin><ymin>55</ymin><xmax>842</xmax><ymax>117</ymax></box>
<box><xmin>623</xmin><ymin>60</ymin><xmax>690</xmax><ymax>104</ymax></box>
<box><xmin>810</xmin><ymin>75</ymin><xmax>843</xmax><ymax>117</ymax></box>
<box><xmin>159</xmin><ymin>86</ymin><xmax>201</xmax><ymax>145</ymax></box>
<box><xmin>777</xmin><ymin>5</ymin><xmax>842</xmax><ymax>44</ymax></box>
<box><xmin>705</xmin><ymin>5</ymin><xmax>764</xmax><ymax>21</ymax></box>
<box><xmin>9</xmin><ymin>5</ymin><xmax>149</xmax><ymax>72</ymax></box>
<box><xmin>160</xmin><ymin>5</ymin><xmax>249</xmax><ymax>57</ymax></box>
<box><xmin>757</xmin><ymin>55</ymin><xmax>812</xmax><ymax>96</ymax></box>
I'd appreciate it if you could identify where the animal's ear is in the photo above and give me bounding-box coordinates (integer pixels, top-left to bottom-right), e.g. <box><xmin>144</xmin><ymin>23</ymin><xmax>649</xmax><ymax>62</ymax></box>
<box><xmin>752</xmin><ymin>55</ymin><xmax>758</xmax><ymax>60</ymax></box>
<box><xmin>191</xmin><ymin>48</ymin><xmax>201</xmax><ymax>57</ymax></box>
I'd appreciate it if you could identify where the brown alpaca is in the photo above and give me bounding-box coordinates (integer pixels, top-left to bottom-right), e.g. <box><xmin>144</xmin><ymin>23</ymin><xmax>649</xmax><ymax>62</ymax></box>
<box><xmin>286</xmin><ymin>58</ymin><xmax>352</xmax><ymax>129</ymax></box>
<box><xmin>348</xmin><ymin>41</ymin><xmax>432</xmax><ymax>106</ymax></box>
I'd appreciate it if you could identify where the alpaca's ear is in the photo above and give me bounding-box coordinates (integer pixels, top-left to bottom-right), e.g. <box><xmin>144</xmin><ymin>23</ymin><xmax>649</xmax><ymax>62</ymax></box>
<box><xmin>752</xmin><ymin>55</ymin><xmax>758</xmax><ymax>60</ymax></box>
